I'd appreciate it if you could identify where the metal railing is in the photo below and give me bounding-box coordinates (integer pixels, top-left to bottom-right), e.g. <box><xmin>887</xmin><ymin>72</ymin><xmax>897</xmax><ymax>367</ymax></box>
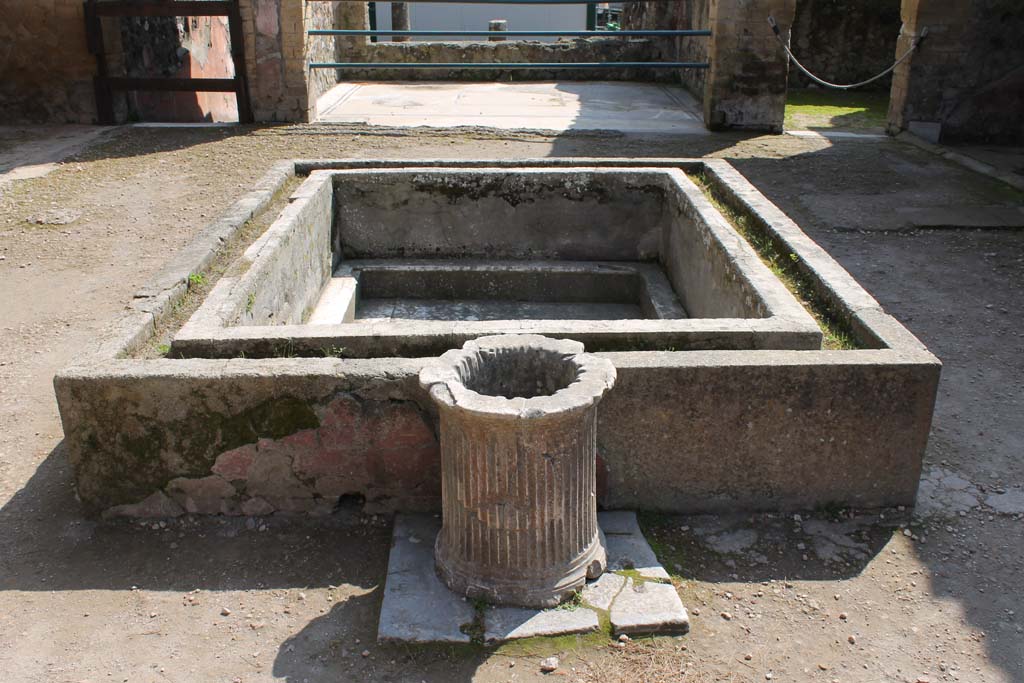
<box><xmin>308</xmin><ymin>0</ymin><xmax>710</xmax><ymax>71</ymax></box>
<box><xmin>85</xmin><ymin>0</ymin><xmax>253</xmax><ymax>124</ymax></box>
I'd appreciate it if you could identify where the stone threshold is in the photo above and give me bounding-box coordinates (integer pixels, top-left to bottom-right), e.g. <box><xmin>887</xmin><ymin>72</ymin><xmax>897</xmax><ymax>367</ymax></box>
<box><xmin>377</xmin><ymin>511</ymin><xmax>690</xmax><ymax>644</ymax></box>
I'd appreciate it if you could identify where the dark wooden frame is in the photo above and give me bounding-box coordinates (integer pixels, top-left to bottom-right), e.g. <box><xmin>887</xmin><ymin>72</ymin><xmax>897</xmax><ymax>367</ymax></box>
<box><xmin>83</xmin><ymin>0</ymin><xmax>254</xmax><ymax>124</ymax></box>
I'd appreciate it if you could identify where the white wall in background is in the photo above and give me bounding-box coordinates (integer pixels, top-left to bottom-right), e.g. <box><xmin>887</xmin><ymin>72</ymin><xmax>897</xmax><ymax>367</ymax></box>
<box><xmin>374</xmin><ymin>2</ymin><xmax>587</xmax><ymax>43</ymax></box>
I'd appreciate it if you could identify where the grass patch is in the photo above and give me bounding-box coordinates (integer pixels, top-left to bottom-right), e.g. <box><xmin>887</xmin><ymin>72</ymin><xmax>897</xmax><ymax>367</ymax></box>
<box><xmin>785</xmin><ymin>89</ymin><xmax>889</xmax><ymax>131</ymax></box>
<box><xmin>690</xmin><ymin>173</ymin><xmax>859</xmax><ymax>350</ymax></box>
<box><xmin>637</xmin><ymin>511</ymin><xmax>690</xmax><ymax>581</ymax></box>
<box><xmin>493</xmin><ymin>608</ymin><xmax>613</xmax><ymax>658</ymax></box>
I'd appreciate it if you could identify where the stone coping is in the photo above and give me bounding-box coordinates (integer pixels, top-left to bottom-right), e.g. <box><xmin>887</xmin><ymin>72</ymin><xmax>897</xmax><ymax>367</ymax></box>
<box><xmin>170</xmin><ymin>165</ymin><xmax>825</xmax><ymax>358</ymax></box>
<box><xmin>59</xmin><ymin>155</ymin><xmax>938</xmax><ymax>374</ymax></box>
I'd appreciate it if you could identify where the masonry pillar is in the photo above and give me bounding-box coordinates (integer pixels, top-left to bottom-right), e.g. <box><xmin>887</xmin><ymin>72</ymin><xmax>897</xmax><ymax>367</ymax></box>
<box><xmin>887</xmin><ymin>0</ymin><xmax>963</xmax><ymax>141</ymax></box>
<box><xmin>237</xmin><ymin>0</ymin><xmax>354</xmax><ymax>123</ymax></box>
<box><xmin>703</xmin><ymin>0</ymin><xmax>796</xmax><ymax>133</ymax></box>
<box><xmin>885</xmin><ymin>0</ymin><xmax>1020</xmax><ymax>144</ymax></box>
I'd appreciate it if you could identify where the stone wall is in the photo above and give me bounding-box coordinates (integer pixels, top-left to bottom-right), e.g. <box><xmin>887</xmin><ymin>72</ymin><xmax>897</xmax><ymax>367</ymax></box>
<box><xmin>120</xmin><ymin>16</ymin><xmax>238</xmax><ymax>122</ymax></box>
<box><xmin>889</xmin><ymin>0</ymin><xmax>1024</xmax><ymax>144</ymax></box>
<box><xmin>234</xmin><ymin>0</ymin><xmax>347</xmax><ymax>123</ymax></box>
<box><xmin>326</xmin><ymin>38</ymin><xmax>672</xmax><ymax>82</ymax></box>
<box><xmin>306</xmin><ymin>1</ymin><xmax>345</xmax><ymax>111</ymax></box>
<box><xmin>790</xmin><ymin>0</ymin><xmax>902</xmax><ymax>91</ymax></box>
<box><xmin>325</xmin><ymin>3</ymin><xmax>674</xmax><ymax>83</ymax></box>
<box><xmin>704</xmin><ymin>0</ymin><xmax>796</xmax><ymax>132</ymax></box>
<box><xmin>622</xmin><ymin>0</ymin><xmax>711</xmax><ymax>101</ymax></box>
<box><xmin>0</xmin><ymin>0</ymin><xmax>98</xmax><ymax>123</ymax></box>
<box><xmin>236</xmin><ymin>0</ymin><xmax>307</xmax><ymax>122</ymax></box>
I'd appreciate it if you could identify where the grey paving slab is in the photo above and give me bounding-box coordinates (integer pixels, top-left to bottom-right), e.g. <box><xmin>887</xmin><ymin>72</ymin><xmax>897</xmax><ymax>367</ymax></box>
<box><xmin>376</xmin><ymin>513</ymin><xmax>687</xmax><ymax>644</ymax></box>
<box><xmin>600</xmin><ymin>511</ymin><xmax>672</xmax><ymax>581</ymax></box>
<box><xmin>609</xmin><ymin>578</ymin><xmax>690</xmax><ymax>637</ymax></box>
<box><xmin>581</xmin><ymin>571</ymin><xmax>626</xmax><ymax>611</ymax></box>
<box><xmin>377</xmin><ymin>514</ymin><xmax>476</xmax><ymax>644</ymax></box>
<box><xmin>484</xmin><ymin>607</ymin><xmax>600</xmax><ymax>643</ymax></box>
<box><xmin>598</xmin><ymin>510</ymin><xmax>644</xmax><ymax>535</ymax></box>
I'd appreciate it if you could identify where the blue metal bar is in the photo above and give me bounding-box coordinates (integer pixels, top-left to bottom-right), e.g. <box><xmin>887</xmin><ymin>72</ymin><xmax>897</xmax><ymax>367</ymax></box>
<box><xmin>310</xmin><ymin>62</ymin><xmax>710</xmax><ymax>69</ymax></box>
<box><xmin>309</xmin><ymin>29</ymin><xmax>711</xmax><ymax>37</ymax></box>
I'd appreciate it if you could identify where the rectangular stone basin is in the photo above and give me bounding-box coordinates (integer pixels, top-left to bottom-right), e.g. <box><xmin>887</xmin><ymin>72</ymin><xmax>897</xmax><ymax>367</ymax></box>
<box><xmin>171</xmin><ymin>167</ymin><xmax>822</xmax><ymax>358</ymax></box>
<box><xmin>53</xmin><ymin>158</ymin><xmax>940</xmax><ymax>519</ymax></box>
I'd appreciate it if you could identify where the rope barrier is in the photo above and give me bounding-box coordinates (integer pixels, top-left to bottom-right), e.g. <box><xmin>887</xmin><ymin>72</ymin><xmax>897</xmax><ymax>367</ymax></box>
<box><xmin>768</xmin><ymin>16</ymin><xmax>928</xmax><ymax>90</ymax></box>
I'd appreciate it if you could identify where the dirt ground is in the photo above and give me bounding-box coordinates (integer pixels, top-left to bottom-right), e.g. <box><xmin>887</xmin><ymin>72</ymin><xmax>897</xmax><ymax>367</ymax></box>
<box><xmin>0</xmin><ymin>122</ymin><xmax>1022</xmax><ymax>683</ymax></box>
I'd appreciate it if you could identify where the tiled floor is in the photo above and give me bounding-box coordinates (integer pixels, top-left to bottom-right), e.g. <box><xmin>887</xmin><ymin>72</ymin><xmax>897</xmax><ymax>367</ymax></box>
<box><xmin>316</xmin><ymin>80</ymin><xmax>707</xmax><ymax>134</ymax></box>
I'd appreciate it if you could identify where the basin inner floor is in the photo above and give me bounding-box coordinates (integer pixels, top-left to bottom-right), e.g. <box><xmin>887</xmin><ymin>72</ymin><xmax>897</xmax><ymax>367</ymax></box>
<box><xmin>306</xmin><ymin>259</ymin><xmax>689</xmax><ymax>324</ymax></box>
<box><xmin>357</xmin><ymin>300</ymin><xmax>643</xmax><ymax>322</ymax></box>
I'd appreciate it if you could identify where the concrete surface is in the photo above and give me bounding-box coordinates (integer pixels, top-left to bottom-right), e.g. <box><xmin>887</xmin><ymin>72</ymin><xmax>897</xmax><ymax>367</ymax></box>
<box><xmin>308</xmin><ymin>259</ymin><xmax>688</xmax><ymax>324</ymax></box>
<box><xmin>357</xmin><ymin>299</ymin><xmax>645</xmax><ymax>322</ymax></box>
<box><xmin>316</xmin><ymin>82</ymin><xmax>708</xmax><ymax>134</ymax></box>
<box><xmin>602</xmin><ymin>510</ymin><xmax>671</xmax><ymax>581</ymax></box>
<box><xmin>580</xmin><ymin>571</ymin><xmax>626</xmax><ymax>611</ymax></box>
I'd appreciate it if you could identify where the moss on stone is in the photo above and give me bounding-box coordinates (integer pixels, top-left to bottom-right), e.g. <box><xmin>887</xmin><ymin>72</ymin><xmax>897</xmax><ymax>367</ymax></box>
<box><xmin>84</xmin><ymin>395</ymin><xmax>322</xmax><ymax>513</ymax></box>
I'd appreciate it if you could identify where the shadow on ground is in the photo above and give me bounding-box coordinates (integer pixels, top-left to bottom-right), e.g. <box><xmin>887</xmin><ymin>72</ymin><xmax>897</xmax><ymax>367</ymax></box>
<box><xmin>0</xmin><ymin>442</ymin><xmax>391</xmax><ymax>593</ymax></box>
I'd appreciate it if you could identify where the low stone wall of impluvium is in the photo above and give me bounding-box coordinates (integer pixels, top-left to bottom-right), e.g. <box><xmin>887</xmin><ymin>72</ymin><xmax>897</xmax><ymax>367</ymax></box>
<box><xmin>52</xmin><ymin>158</ymin><xmax>941</xmax><ymax>519</ymax></box>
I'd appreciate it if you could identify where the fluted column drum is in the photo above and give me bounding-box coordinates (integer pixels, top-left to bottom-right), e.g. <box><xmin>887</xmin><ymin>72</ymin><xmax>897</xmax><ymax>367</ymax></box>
<box><xmin>419</xmin><ymin>335</ymin><xmax>617</xmax><ymax>607</ymax></box>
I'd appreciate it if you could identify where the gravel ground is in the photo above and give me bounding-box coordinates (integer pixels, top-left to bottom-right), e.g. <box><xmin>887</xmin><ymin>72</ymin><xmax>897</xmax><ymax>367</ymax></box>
<box><xmin>0</xmin><ymin>123</ymin><xmax>1021</xmax><ymax>683</ymax></box>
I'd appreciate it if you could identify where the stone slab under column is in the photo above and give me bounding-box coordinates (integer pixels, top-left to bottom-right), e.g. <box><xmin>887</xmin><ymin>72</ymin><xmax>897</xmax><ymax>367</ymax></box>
<box><xmin>377</xmin><ymin>511</ymin><xmax>689</xmax><ymax>644</ymax></box>
<box><xmin>377</xmin><ymin>514</ymin><xmax>476</xmax><ymax>644</ymax></box>
<box><xmin>484</xmin><ymin>607</ymin><xmax>600</xmax><ymax>643</ymax></box>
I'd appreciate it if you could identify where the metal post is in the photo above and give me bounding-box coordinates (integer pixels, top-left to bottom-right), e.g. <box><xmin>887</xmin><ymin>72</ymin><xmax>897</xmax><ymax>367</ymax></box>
<box><xmin>488</xmin><ymin>19</ymin><xmax>507</xmax><ymax>41</ymax></box>
<box><xmin>391</xmin><ymin>2</ymin><xmax>410</xmax><ymax>42</ymax></box>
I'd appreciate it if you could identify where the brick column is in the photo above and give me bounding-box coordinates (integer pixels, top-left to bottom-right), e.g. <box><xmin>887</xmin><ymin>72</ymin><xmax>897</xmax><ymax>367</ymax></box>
<box><xmin>886</xmin><ymin>0</ymin><xmax>972</xmax><ymax>142</ymax></box>
<box><xmin>237</xmin><ymin>1</ymin><xmax>370</xmax><ymax>123</ymax></box>
<box><xmin>703</xmin><ymin>0</ymin><xmax>796</xmax><ymax>133</ymax></box>
<box><xmin>237</xmin><ymin>0</ymin><xmax>323</xmax><ymax>123</ymax></box>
